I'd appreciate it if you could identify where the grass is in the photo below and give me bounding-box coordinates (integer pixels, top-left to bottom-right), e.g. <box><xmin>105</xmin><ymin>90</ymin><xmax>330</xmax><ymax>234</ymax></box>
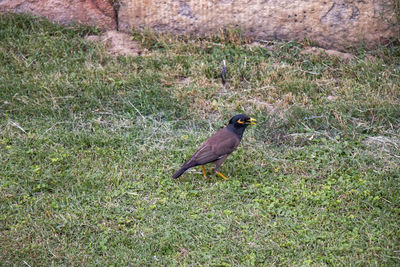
<box><xmin>1</xmin><ymin>13</ymin><xmax>399</xmax><ymax>266</ymax></box>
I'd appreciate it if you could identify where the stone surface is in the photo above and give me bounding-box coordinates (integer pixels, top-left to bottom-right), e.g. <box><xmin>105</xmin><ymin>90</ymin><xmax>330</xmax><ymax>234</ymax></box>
<box><xmin>1</xmin><ymin>0</ymin><xmax>398</xmax><ymax>50</ymax></box>
<box><xmin>0</xmin><ymin>0</ymin><xmax>116</xmax><ymax>30</ymax></box>
<box><xmin>118</xmin><ymin>0</ymin><xmax>399</xmax><ymax>50</ymax></box>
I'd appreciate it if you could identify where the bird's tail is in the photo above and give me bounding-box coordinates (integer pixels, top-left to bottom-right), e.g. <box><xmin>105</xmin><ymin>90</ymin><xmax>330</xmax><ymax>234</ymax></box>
<box><xmin>172</xmin><ymin>161</ymin><xmax>195</xmax><ymax>179</ymax></box>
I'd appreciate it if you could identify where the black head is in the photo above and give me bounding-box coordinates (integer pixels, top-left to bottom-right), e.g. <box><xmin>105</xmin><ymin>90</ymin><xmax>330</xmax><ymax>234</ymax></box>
<box><xmin>228</xmin><ymin>114</ymin><xmax>257</xmax><ymax>128</ymax></box>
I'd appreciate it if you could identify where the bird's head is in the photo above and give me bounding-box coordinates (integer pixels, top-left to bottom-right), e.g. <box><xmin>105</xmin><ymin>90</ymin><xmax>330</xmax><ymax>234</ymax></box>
<box><xmin>229</xmin><ymin>114</ymin><xmax>257</xmax><ymax>127</ymax></box>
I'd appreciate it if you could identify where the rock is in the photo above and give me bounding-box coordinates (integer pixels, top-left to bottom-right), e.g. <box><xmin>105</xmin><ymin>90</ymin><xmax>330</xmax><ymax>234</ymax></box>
<box><xmin>0</xmin><ymin>0</ymin><xmax>116</xmax><ymax>30</ymax></box>
<box><xmin>301</xmin><ymin>47</ymin><xmax>355</xmax><ymax>60</ymax></box>
<box><xmin>1</xmin><ymin>0</ymin><xmax>398</xmax><ymax>51</ymax></box>
<box><xmin>86</xmin><ymin>30</ymin><xmax>143</xmax><ymax>56</ymax></box>
<box><xmin>118</xmin><ymin>0</ymin><xmax>398</xmax><ymax>50</ymax></box>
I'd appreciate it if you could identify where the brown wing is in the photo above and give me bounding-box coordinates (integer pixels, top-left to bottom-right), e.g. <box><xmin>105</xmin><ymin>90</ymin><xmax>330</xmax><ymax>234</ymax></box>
<box><xmin>189</xmin><ymin>127</ymin><xmax>240</xmax><ymax>165</ymax></box>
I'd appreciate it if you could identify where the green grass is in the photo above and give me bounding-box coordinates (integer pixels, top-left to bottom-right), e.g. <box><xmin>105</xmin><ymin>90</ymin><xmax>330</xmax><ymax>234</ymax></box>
<box><xmin>1</xmin><ymin>13</ymin><xmax>400</xmax><ymax>266</ymax></box>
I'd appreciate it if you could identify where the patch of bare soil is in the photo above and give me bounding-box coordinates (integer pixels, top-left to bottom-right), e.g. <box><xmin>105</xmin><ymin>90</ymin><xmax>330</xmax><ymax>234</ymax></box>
<box><xmin>245</xmin><ymin>42</ymin><xmax>357</xmax><ymax>61</ymax></box>
<box><xmin>300</xmin><ymin>47</ymin><xmax>355</xmax><ymax>61</ymax></box>
<box><xmin>86</xmin><ymin>30</ymin><xmax>144</xmax><ymax>56</ymax></box>
<box><xmin>246</xmin><ymin>41</ymin><xmax>276</xmax><ymax>52</ymax></box>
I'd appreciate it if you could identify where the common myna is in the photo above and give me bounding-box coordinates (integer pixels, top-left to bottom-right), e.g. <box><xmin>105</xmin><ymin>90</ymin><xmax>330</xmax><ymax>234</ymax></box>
<box><xmin>172</xmin><ymin>114</ymin><xmax>256</xmax><ymax>179</ymax></box>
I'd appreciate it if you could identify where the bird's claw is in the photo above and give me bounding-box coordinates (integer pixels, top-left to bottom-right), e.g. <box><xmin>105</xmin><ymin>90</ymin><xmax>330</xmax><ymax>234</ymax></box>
<box><xmin>216</xmin><ymin>171</ymin><xmax>228</xmax><ymax>180</ymax></box>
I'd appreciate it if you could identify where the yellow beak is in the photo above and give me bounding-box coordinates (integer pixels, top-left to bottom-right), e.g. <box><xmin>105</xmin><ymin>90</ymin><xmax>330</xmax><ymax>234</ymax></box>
<box><xmin>248</xmin><ymin>117</ymin><xmax>257</xmax><ymax>125</ymax></box>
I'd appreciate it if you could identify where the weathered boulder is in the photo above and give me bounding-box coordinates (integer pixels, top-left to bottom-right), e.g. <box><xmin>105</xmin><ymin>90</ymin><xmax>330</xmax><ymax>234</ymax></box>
<box><xmin>0</xmin><ymin>0</ymin><xmax>116</xmax><ymax>30</ymax></box>
<box><xmin>1</xmin><ymin>0</ymin><xmax>398</xmax><ymax>50</ymax></box>
<box><xmin>118</xmin><ymin>0</ymin><xmax>399</xmax><ymax>50</ymax></box>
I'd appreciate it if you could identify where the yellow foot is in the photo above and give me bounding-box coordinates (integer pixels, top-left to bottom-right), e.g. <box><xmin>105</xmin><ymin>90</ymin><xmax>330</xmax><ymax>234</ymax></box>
<box><xmin>202</xmin><ymin>165</ymin><xmax>208</xmax><ymax>179</ymax></box>
<box><xmin>216</xmin><ymin>171</ymin><xmax>228</xmax><ymax>180</ymax></box>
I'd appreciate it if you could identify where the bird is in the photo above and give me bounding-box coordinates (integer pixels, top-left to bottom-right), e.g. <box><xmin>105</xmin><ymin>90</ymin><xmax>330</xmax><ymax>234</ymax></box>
<box><xmin>172</xmin><ymin>114</ymin><xmax>256</xmax><ymax>179</ymax></box>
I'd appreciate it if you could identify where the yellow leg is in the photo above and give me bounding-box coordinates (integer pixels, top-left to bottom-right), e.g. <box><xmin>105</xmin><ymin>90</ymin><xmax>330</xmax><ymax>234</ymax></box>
<box><xmin>202</xmin><ymin>165</ymin><xmax>208</xmax><ymax>179</ymax></box>
<box><xmin>216</xmin><ymin>171</ymin><xmax>228</xmax><ymax>180</ymax></box>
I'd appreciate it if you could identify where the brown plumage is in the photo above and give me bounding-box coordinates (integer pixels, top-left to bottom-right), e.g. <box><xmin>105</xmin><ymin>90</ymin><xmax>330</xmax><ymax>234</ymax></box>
<box><xmin>172</xmin><ymin>114</ymin><xmax>256</xmax><ymax>179</ymax></box>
